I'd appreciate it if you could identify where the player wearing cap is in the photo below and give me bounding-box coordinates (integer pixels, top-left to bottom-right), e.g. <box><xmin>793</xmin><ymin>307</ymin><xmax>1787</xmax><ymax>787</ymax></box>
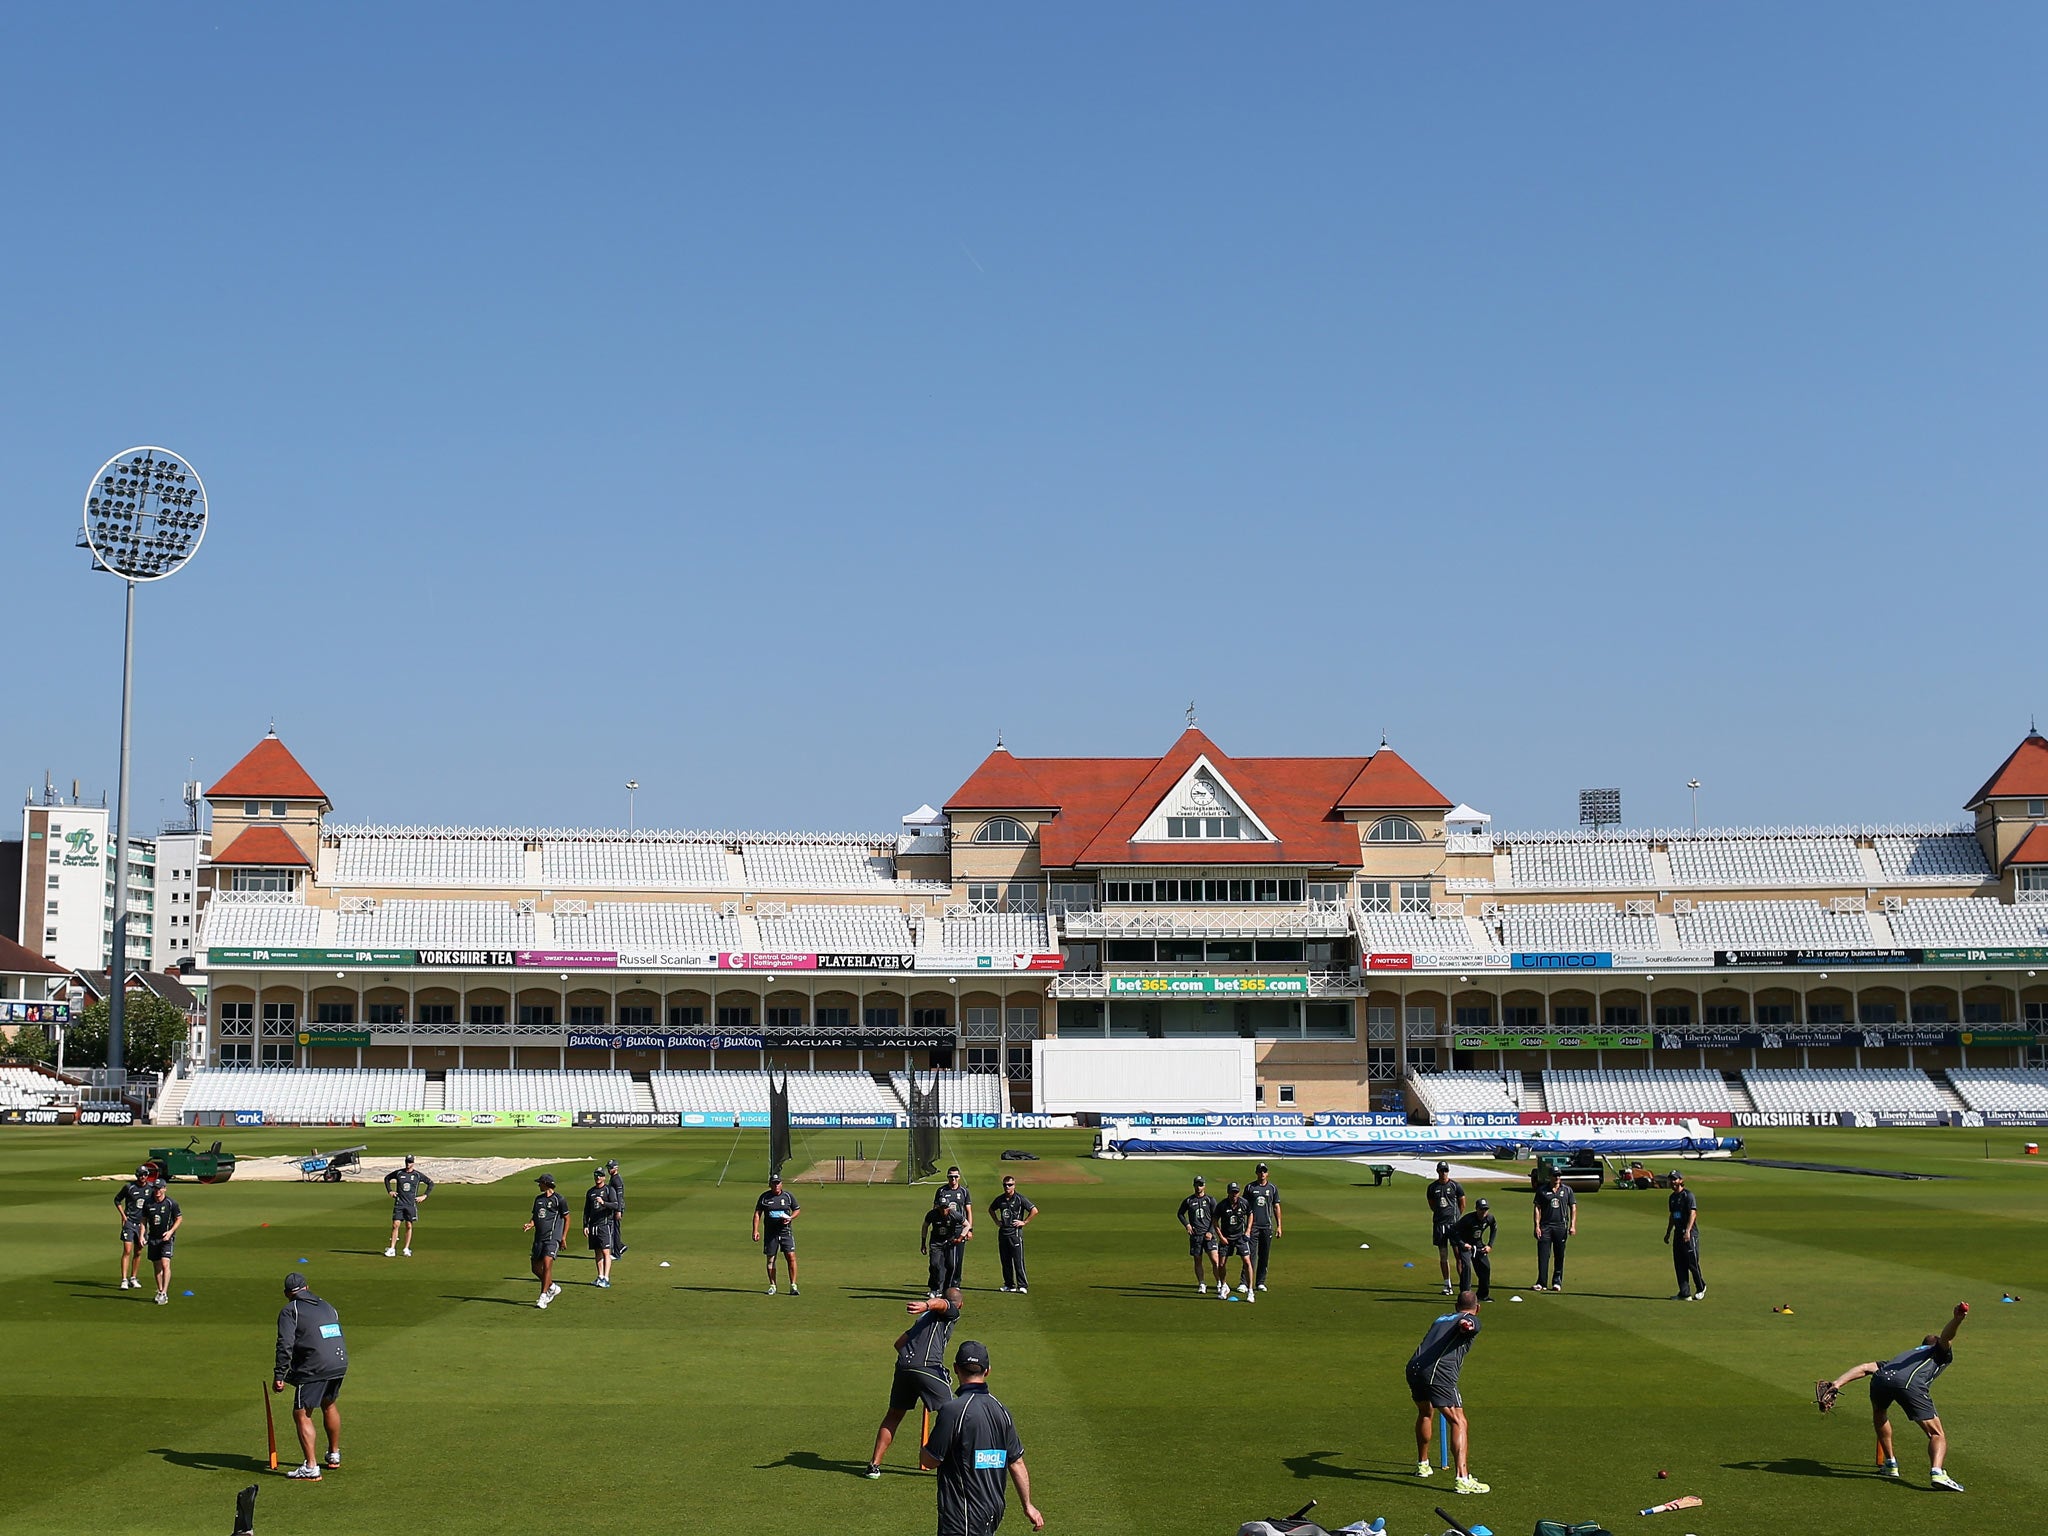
<box><xmin>1246</xmin><ymin>1161</ymin><xmax>1283</xmax><ymax>1292</ymax></box>
<box><xmin>1815</xmin><ymin>1303</ymin><xmax>1969</xmax><ymax>1491</ymax></box>
<box><xmin>114</xmin><ymin>1163</ymin><xmax>155</xmax><ymax>1290</ymax></box>
<box><xmin>272</xmin><ymin>1271</ymin><xmax>347</xmax><ymax>1479</ymax></box>
<box><xmin>753</xmin><ymin>1171</ymin><xmax>801</xmax><ymax>1295</ymax></box>
<box><xmin>1448</xmin><ymin>1199</ymin><xmax>1496</xmax><ymax>1303</ymax></box>
<box><xmin>1531</xmin><ymin>1168</ymin><xmax>1576</xmax><ymax>1292</ymax></box>
<box><xmin>922</xmin><ymin>1338</ymin><xmax>1045</xmax><ymax>1533</ymax></box>
<box><xmin>524</xmin><ymin>1173</ymin><xmax>570</xmax><ymax>1308</ymax></box>
<box><xmin>582</xmin><ymin>1165</ymin><xmax>621</xmax><ymax>1288</ymax></box>
<box><xmin>1664</xmin><ymin>1171</ymin><xmax>1704</xmax><ymax>1300</ymax></box>
<box><xmin>988</xmin><ymin>1175</ymin><xmax>1036</xmax><ymax>1294</ymax></box>
<box><xmin>866</xmin><ymin>1285</ymin><xmax>963</xmax><ymax>1479</ymax></box>
<box><xmin>1406</xmin><ymin>1289</ymin><xmax>1488</xmax><ymax>1495</ymax></box>
<box><xmin>922</xmin><ymin>1167</ymin><xmax>974</xmax><ymax>1294</ymax></box>
<box><xmin>605</xmin><ymin>1159</ymin><xmax>627</xmax><ymax>1256</ymax></box>
<box><xmin>1177</xmin><ymin>1175</ymin><xmax>1224</xmax><ymax>1294</ymax></box>
<box><xmin>382</xmin><ymin>1154</ymin><xmax>434</xmax><ymax>1258</ymax></box>
<box><xmin>142</xmin><ymin>1180</ymin><xmax>183</xmax><ymax>1305</ymax></box>
<box><xmin>1216</xmin><ymin>1182</ymin><xmax>1257</xmax><ymax>1302</ymax></box>
<box><xmin>1425</xmin><ymin>1162</ymin><xmax>1466</xmax><ymax>1296</ymax></box>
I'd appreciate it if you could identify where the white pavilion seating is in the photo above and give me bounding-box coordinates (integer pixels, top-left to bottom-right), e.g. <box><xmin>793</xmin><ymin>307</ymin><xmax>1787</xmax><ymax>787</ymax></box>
<box><xmin>1945</xmin><ymin>1068</ymin><xmax>2048</xmax><ymax>1114</ymax></box>
<box><xmin>1541</xmin><ymin>1069</ymin><xmax>1732</xmax><ymax>1115</ymax></box>
<box><xmin>183</xmin><ymin>1068</ymin><xmax>426</xmax><ymax>1120</ymax></box>
<box><xmin>1742</xmin><ymin>1068</ymin><xmax>1946</xmax><ymax>1114</ymax></box>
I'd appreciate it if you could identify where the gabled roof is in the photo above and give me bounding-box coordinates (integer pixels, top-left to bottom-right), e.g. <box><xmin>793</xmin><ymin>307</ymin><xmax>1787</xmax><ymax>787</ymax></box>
<box><xmin>2004</xmin><ymin>825</ymin><xmax>2048</xmax><ymax>867</ymax></box>
<box><xmin>69</xmin><ymin>968</ymin><xmax>200</xmax><ymax>1011</ymax></box>
<box><xmin>945</xmin><ymin>728</ymin><xmax>1454</xmax><ymax>869</ymax></box>
<box><xmin>1337</xmin><ymin>747</ymin><xmax>1453</xmax><ymax>810</ymax></box>
<box><xmin>212</xmin><ymin>825</ymin><xmax>312</xmax><ymax>867</ymax></box>
<box><xmin>0</xmin><ymin>935</ymin><xmax>67</xmax><ymax>977</ymax></box>
<box><xmin>1967</xmin><ymin>733</ymin><xmax>2048</xmax><ymax>809</ymax></box>
<box><xmin>209</xmin><ymin>733</ymin><xmax>329</xmax><ymax>804</ymax></box>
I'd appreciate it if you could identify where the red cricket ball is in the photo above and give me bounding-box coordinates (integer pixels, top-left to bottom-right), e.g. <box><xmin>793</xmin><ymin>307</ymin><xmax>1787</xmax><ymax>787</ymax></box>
<box><xmin>1657</xmin><ymin>1470</ymin><xmax>1669</xmax><ymax>1479</ymax></box>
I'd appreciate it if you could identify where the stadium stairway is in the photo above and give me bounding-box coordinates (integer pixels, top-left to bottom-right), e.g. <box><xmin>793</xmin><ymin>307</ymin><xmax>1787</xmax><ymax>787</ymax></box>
<box><xmin>424</xmin><ymin>1073</ymin><xmax>446</xmax><ymax>1111</ymax></box>
<box><xmin>629</xmin><ymin>1073</ymin><xmax>657</xmax><ymax>1112</ymax></box>
<box><xmin>1722</xmin><ymin>1074</ymin><xmax>1757</xmax><ymax>1113</ymax></box>
<box><xmin>1520</xmin><ymin>1072</ymin><xmax>1548</xmax><ymax>1111</ymax></box>
<box><xmin>1932</xmin><ymin>1075</ymin><xmax>1969</xmax><ymax>1114</ymax></box>
<box><xmin>151</xmin><ymin>1069</ymin><xmax>192</xmax><ymax>1127</ymax></box>
<box><xmin>878</xmin><ymin>1072</ymin><xmax>908</xmax><ymax>1113</ymax></box>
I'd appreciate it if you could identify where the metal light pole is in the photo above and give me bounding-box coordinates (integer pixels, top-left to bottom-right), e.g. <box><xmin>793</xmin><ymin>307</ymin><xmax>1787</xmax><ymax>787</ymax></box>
<box><xmin>78</xmin><ymin>448</ymin><xmax>208</xmax><ymax>1094</ymax></box>
<box><xmin>626</xmin><ymin>780</ymin><xmax>639</xmax><ymax>831</ymax></box>
<box><xmin>1687</xmin><ymin>779</ymin><xmax>1702</xmax><ymax>830</ymax></box>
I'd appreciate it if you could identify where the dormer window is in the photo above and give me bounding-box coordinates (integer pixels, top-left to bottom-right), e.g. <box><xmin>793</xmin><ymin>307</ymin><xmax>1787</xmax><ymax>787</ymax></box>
<box><xmin>271</xmin><ymin>801</ymin><xmax>288</xmax><ymax>817</ymax></box>
<box><xmin>244</xmin><ymin>802</ymin><xmax>259</xmax><ymax>817</ymax></box>
<box><xmin>972</xmin><ymin>817</ymin><xmax>1034</xmax><ymax>845</ymax></box>
<box><xmin>2030</xmin><ymin>799</ymin><xmax>2045</xmax><ymax>819</ymax></box>
<box><xmin>1367</xmin><ymin>816</ymin><xmax>1425</xmax><ymax>844</ymax></box>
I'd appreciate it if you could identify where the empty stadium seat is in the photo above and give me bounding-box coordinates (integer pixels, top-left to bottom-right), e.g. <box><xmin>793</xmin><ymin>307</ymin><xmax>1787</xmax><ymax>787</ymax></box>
<box><xmin>756</xmin><ymin>904</ymin><xmax>916</xmax><ymax>953</ymax></box>
<box><xmin>330</xmin><ymin>835</ymin><xmax>524</xmax><ymax>887</ymax></box>
<box><xmin>1355</xmin><ymin>908</ymin><xmax>1497</xmax><ymax>954</ymax></box>
<box><xmin>1497</xmin><ymin>902</ymin><xmax>1663</xmax><ymax>953</ymax></box>
<box><xmin>741</xmin><ymin>842</ymin><xmax>899</xmax><ymax>890</ymax></box>
<box><xmin>444</xmin><ymin>1070</ymin><xmax>632</xmax><ymax>1112</ymax></box>
<box><xmin>1873</xmin><ymin>834</ymin><xmax>1993</xmax><ymax>884</ymax></box>
<box><xmin>1541</xmin><ymin>1069</ymin><xmax>1732</xmax><ymax>1115</ymax></box>
<box><xmin>183</xmin><ymin>1068</ymin><xmax>426</xmax><ymax>1121</ymax></box>
<box><xmin>1666</xmin><ymin>837</ymin><xmax>1863</xmax><ymax>888</ymax></box>
<box><xmin>1673</xmin><ymin>900</ymin><xmax>1876</xmax><ymax>950</ymax></box>
<box><xmin>891</xmin><ymin>1070</ymin><xmax>1005</xmax><ymax>1115</ymax></box>
<box><xmin>542</xmin><ymin>838</ymin><xmax>732</xmax><ymax>888</ymax></box>
<box><xmin>1742</xmin><ymin>1068</ymin><xmax>1946</xmax><ymax>1114</ymax></box>
<box><xmin>1502</xmin><ymin>839</ymin><xmax>1656</xmax><ymax>888</ymax></box>
<box><xmin>1944</xmin><ymin>1068</ymin><xmax>2048</xmax><ymax>1114</ymax></box>
<box><xmin>1888</xmin><ymin>899</ymin><xmax>2048</xmax><ymax>947</ymax></box>
<box><xmin>1407</xmin><ymin>1071</ymin><xmax>1526</xmax><ymax>1116</ymax></box>
<box><xmin>200</xmin><ymin>894</ymin><xmax>323</xmax><ymax>948</ymax></box>
<box><xmin>553</xmin><ymin>901</ymin><xmax>739</xmax><ymax>952</ymax></box>
<box><xmin>334</xmin><ymin>900</ymin><xmax>534</xmax><ymax>949</ymax></box>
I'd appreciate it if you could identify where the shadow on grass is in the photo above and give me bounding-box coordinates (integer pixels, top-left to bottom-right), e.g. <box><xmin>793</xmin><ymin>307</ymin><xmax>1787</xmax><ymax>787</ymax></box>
<box><xmin>839</xmin><ymin>1287</ymin><xmax>930</xmax><ymax>1301</ymax></box>
<box><xmin>441</xmin><ymin>1294</ymin><xmax>528</xmax><ymax>1307</ymax></box>
<box><xmin>150</xmin><ymin>1447</ymin><xmax>271</xmax><ymax>1475</ymax></box>
<box><xmin>1282</xmin><ymin>1450</ymin><xmax>1432</xmax><ymax>1486</ymax></box>
<box><xmin>1087</xmin><ymin>1283</ymin><xmax>1214</xmax><ymax>1301</ymax></box>
<box><xmin>329</xmin><ymin>1249</ymin><xmax>399</xmax><ymax>1258</ymax></box>
<box><xmin>1723</xmin><ymin>1457</ymin><xmax>1906</xmax><ymax>1482</ymax></box>
<box><xmin>756</xmin><ymin>1450</ymin><xmax>913</xmax><ymax>1478</ymax></box>
<box><xmin>675</xmin><ymin>1285</ymin><xmax>780</xmax><ymax>1296</ymax></box>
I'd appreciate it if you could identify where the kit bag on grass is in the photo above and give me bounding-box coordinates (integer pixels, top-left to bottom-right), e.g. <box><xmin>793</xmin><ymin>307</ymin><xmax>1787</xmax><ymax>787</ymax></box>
<box><xmin>1534</xmin><ymin>1523</ymin><xmax>1613</xmax><ymax>1536</ymax></box>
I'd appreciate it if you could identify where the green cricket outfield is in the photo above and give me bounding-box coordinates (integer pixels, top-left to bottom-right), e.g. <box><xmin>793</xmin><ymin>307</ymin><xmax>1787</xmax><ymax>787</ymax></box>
<box><xmin>0</xmin><ymin>1126</ymin><xmax>2042</xmax><ymax>1535</ymax></box>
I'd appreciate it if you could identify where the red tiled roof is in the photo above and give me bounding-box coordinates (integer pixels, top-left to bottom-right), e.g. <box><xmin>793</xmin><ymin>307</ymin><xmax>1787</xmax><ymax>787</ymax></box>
<box><xmin>945</xmin><ymin>728</ymin><xmax>1453</xmax><ymax>870</ymax></box>
<box><xmin>2005</xmin><ymin>825</ymin><xmax>2048</xmax><ymax>867</ymax></box>
<box><xmin>1337</xmin><ymin>747</ymin><xmax>1453</xmax><ymax>809</ymax></box>
<box><xmin>1967</xmin><ymin>734</ymin><xmax>2048</xmax><ymax>809</ymax></box>
<box><xmin>0</xmin><ymin>934</ymin><xmax>67</xmax><ymax>976</ymax></box>
<box><xmin>209</xmin><ymin>735</ymin><xmax>329</xmax><ymax>803</ymax></box>
<box><xmin>212</xmin><ymin>825</ymin><xmax>311</xmax><ymax>867</ymax></box>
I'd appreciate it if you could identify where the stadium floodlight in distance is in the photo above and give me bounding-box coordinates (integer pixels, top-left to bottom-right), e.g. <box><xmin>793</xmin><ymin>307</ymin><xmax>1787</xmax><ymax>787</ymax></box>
<box><xmin>1687</xmin><ymin>779</ymin><xmax>1702</xmax><ymax>829</ymax></box>
<box><xmin>1578</xmin><ymin>787</ymin><xmax>1622</xmax><ymax>829</ymax></box>
<box><xmin>626</xmin><ymin>780</ymin><xmax>639</xmax><ymax>831</ymax></box>
<box><xmin>77</xmin><ymin>447</ymin><xmax>209</xmax><ymax>1094</ymax></box>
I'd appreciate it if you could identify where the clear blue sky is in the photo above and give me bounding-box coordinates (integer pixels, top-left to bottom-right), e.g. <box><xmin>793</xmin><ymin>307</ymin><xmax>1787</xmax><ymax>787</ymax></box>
<box><xmin>4</xmin><ymin>5</ymin><xmax>2042</xmax><ymax>836</ymax></box>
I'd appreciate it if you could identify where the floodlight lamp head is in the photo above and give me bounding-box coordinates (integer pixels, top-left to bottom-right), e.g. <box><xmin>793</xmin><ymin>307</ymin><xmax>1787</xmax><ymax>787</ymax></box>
<box><xmin>79</xmin><ymin>446</ymin><xmax>207</xmax><ymax>583</ymax></box>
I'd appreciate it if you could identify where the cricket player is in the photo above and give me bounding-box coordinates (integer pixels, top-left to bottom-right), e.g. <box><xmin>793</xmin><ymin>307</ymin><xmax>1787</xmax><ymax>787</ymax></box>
<box><xmin>989</xmin><ymin>1174</ymin><xmax>1036</xmax><ymax>1294</ymax></box>
<box><xmin>1815</xmin><ymin>1303</ymin><xmax>1969</xmax><ymax>1491</ymax></box>
<box><xmin>1216</xmin><ymin>1181</ymin><xmax>1257</xmax><ymax>1302</ymax></box>
<box><xmin>272</xmin><ymin>1272</ymin><xmax>347</xmax><ymax>1480</ymax></box>
<box><xmin>582</xmin><ymin>1165</ymin><xmax>620</xmax><ymax>1288</ymax></box>
<box><xmin>524</xmin><ymin>1173</ymin><xmax>569</xmax><ymax>1308</ymax></box>
<box><xmin>606</xmin><ymin>1159</ymin><xmax>627</xmax><ymax>1256</ymax></box>
<box><xmin>753</xmin><ymin>1171</ymin><xmax>801</xmax><ymax>1295</ymax></box>
<box><xmin>1664</xmin><ymin>1170</ymin><xmax>1704</xmax><ymax>1300</ymax></box>
<box><xmin>1246</xmin><ymin>1161</ymin><xmax>1283</xmax><ymax>1292</ymax></box>
<box><xmin>1532</xmin><ymin>1173</ymin><xmax>1576</xmax><ymax>1292</ymax></box>
<box><xmin>866</xmin><ymin>1285</ymin><xmax>963</xmax><ymax>1479</ymax></box>
<box><xmin>382</xmin><ymin>1154</ymin><xmax>434</xmax><ymax>1257</ymax></box>
<box><xmin>1177</xmin><ymin>1175</ymin><xmax>1225</xmax><ymax>1294</ymax></box>
<box><xmin>921</xmin><ymin>1339</ymin><xmax>1045</xmax><ymax>1533</ymax></box>
<box><xmin>114</xmin><ymin>1163</ymin><xmax>155</xmax><ymax>1290</ymax></box>
<box><xmin>1425</xmin><ymin>1162</ymin><xmax>1467</xmax><ymax>1296</ymax></box>
<box><xmin>1449</xmin><ymin>1199</ymin><xmax>1497</xmax><ymax>1303</ymax></box>
<box><xmin>926</xmin><ymin>1167</ymin><xmax>974</xmax><ymax>1292</ymax></box>
<box><xmin>1407</xmin><ymin>1290</ymin><xmax>1487</xmax><ymax>1495</ymax></box>
<box><xmin>142</xmin><ymin>1180</ymin><xmax>183</xmax><ymax>1305</ymax></box>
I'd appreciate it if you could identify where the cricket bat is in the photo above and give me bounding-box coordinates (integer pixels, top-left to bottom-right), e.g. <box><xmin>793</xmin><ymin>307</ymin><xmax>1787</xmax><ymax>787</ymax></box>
<box><xmin>1639</xmin><ymin>1495</ymin><xmax>1703</xmax><ymax>1516</ymax></box>
<box><xmin>921</xmin><ymin>1406</ymin><xmax>933</xmax><ymax>1470</ymax></box>
<box><xmin>262</xmin><ymin>1380</ymin><xmax>277</xmax><ymax>1471</ymax></box>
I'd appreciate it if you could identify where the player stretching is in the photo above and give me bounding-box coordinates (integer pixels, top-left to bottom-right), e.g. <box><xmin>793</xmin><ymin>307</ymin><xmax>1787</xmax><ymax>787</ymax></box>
<box><xmin>1815</xmin><ymin>1303</ymin><xmax>1969</xmax><ymax>1491</ymax></box>
<box><xmin>1425</xmin><ymin>1162</ymin><xmax>1466</xmax><ymax>1296</ymax></box>
<box><xmin>1407</xmin><ymin>1289</ymin><xmax>1488</xmax><ymax>1495</ymax></box>
<box><xmin>1177</xmin><ymin>1175</ymin><xmax>1224</xmax><ymax>1293</ymax></box>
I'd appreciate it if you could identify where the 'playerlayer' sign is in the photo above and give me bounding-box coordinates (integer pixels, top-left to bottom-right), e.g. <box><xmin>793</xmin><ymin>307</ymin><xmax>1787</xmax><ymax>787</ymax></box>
<box><xmin>1107</xmin><ymin>975</ymin><xmax>1310</xmax><ymax>996</ymax></box>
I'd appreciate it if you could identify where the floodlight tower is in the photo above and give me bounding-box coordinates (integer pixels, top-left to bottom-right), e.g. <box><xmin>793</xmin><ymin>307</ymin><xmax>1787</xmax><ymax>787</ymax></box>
<box><xmin>77</xmin><ymin>448</ymin><xmax>209</xmax><ymax>1093</ymax></box>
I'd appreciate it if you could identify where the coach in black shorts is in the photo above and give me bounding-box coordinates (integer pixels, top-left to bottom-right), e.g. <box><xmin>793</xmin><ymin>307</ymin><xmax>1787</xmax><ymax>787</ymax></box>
<box><xmin>114</xmin><ymin>1164</ymin><xmax>154</xmax><ymax>1291</ymax></box>
<box><xmin>867</xmin><ymin>1285</ymin><xmax>962</xmax><ymax>1478</ymax></box>
<box><xmin>273</xmin><ymin>1272</ymin><xmax>347</xmax><ymax>1480</ymax></box>
<box><xmin>753</xmin><ymin>1172</ymin><xmax>801</xmax><ymax>1295</ymax></box>
<box><xmin>1216</xmin><ymin>1182</ymin><xmax>1257</xmax><ymax>1302</ymax></box>
<box><xmin>142</xmin><ymin>1181</ymin><xmax>183</xmax><ymax>1306</ymax></box>
<box><xmin>1177</xmin><ymin>1175</ymin><xmax>1224</xmax><ymax>1294</ymax></box>
<box><xmin>382</xmin><ymin>1153</ymin><xmax>434</xmax><ymax>1258</ymax></box>
<box><xmin>921</xmin><ymin>1339</ymin><xmax>1045</xmax><ymax>1534</ymax></box>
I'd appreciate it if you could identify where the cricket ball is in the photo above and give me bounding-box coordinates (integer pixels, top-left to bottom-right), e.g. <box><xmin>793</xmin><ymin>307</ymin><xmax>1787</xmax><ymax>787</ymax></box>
<box><xmin>1657</xmin><ymin>1470</ymin><xmax>1669</xmax><ymax>1479</ymax></box>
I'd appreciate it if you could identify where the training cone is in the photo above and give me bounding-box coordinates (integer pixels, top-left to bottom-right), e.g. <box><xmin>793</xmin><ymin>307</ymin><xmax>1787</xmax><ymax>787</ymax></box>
<box><xmin>1402</xmin><ymin>1262</ymin><xmax>1414</xmax><ymax>1268</ymax></box>
<box><xmin>1359</xmin><ymin>1243</ymin><xmax>1371</xmax><ymax>1250</ymax></box>
<box><xmin>182</xmin><ymin>1290</ymin><xmax>193</xmax><ymax>1296</ymax></box>
<box><xmin>659</xmin><ymin>1260</ymin><xmax>671</xmax><ymax>1268</ymax></box>
<box><xmin>1510</xmin><ymin>1295</ymin><xmax>1522</xmax><ymax>1302</ymax></box>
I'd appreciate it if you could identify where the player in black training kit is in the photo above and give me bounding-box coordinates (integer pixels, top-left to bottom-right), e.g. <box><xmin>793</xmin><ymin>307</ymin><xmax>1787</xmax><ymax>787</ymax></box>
<box><xmin>1663</xmin><ymin>1170</ymin><xmax>1704</xmax><ymax>1300</ymax></box>
<box><xmin>524</xmin><ymin>1173</ymin><xmax>569</xmax><ymax>1308</ymax></box>
<box><xmin>1177</xmin><ymin>1175</ymin><xmax>1224</xmax><ymax>1293</ymax></box>
<box><xmin>1532</xmin><ymin>1172</ymin><xmax>1576</xmax><ymax>1292</ymax></box>
<box><xmin>142</xmin><ymin>1181</ymin><xmax>183</xmax><ymax>1305</ymax></box>
<box><xmin>1815</xmin><ymin>1303</ymin><xmax>1970</xmax><ymax>1491</ymax></box>
<box><xmin>382</xmin><ymin>1153</ymin><xmax>434</xmax><ymax>1257</ymax></box>
<box><xmin>1425</xmin><ymin>1162</ymin><xmax>1466</xmax><ymax>1296</ymax></box>
<box><xmin>1406</xmin><ymin>1290</ymin><xmax>1488</xmax><ymax>1494</ymax></box>
<box><xmin>272</xmin><ymin>1271</ymin><xmax>348</xmax><ymax>1478</ymax></box>
<box><xmin>606</xmin><ymin>1159</ymin><xmax>627</xmax><ymax>1255</ymax></box>
<box><xmin>1448</xmin><ymin>1199</ymin><xmax>1497</xmax><ymax>1303</ymax></box>
<box><xmin>988</xmin><ymin>1175</ymin><xmax>1036</xmax><ymax>1293</ymax></box>
<box><xmin>867</xmin><ymin>1285</ymin><xmax>963</xmax><ymax>1479</ymax></box>
<box><xmin>1245</xmin><ymin>1162</ymin><xmax>1283</xmax><ymax>1292</ymax></box>
<box><xmin>114</xmin><ymin>1164</ymin><xmax>155</xmax><ymax>1290</ymax></box>
<box><xmin>923</xmin><ymin>1167</ymin><xmax>973</xmax><ymax>1294</ymax></box>
<box><xmin>921</xmin><ymin>1338</ymin><xmax>1045</xmax><ymax>1533</ymax></box>
<box><xmin>753</xmin><ymin>1171</ymin><xmax>801</xmax><ymax>1295</ymax></box>
<box><xmin>1216</xmin><ymin>1182</ymin><xmax>1257</xmax><ymax>1303</ymax></box>
<box><xmin>583</xmin><ymin>1166</ymin><xmax>621</xmax><ymax>1288</ymax></box>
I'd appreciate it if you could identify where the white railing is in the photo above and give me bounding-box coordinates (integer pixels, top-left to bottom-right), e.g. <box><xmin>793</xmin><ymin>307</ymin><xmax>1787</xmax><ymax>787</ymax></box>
<box><xmin>1444</xmin><ymin>835</ymin><xmax>1495</xmax><ymax>855</ymax></box>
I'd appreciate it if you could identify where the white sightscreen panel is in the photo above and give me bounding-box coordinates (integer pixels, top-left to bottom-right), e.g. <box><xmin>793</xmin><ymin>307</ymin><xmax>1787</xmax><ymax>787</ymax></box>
<box><xmin>1031</xmin><ymin>1038</ymin><xmax>1255</xmax><ymax>1114</ymax></box>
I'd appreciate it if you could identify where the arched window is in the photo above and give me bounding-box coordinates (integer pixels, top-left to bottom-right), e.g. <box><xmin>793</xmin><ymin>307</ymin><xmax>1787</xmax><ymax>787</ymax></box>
<box><xmin>972</xmin><ymin>817</ymin><xmax>1034</xmax><ymax>845</ymax></box>
<box><xmin>1366</xmin><ymin>816</ymin><xmax>1424</xmax><ymax>844</ymax></box>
